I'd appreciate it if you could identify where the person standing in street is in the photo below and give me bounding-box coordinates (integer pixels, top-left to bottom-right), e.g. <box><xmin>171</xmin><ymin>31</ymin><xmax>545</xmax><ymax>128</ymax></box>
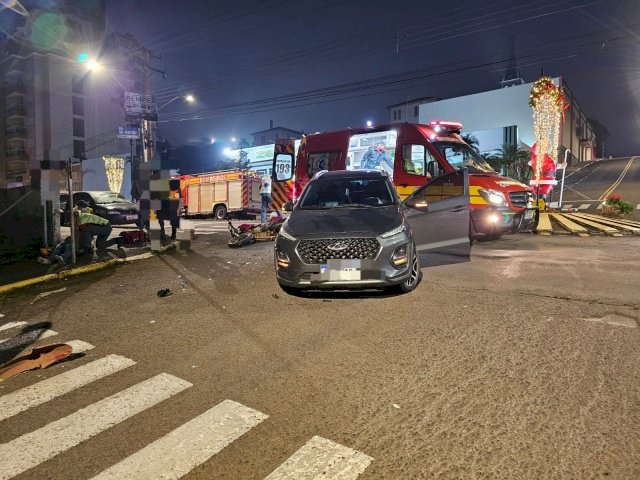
<box><xmin>259</xmin><ymin>176</ymin><xmax>272</xmax><ymax>223</ymax></box>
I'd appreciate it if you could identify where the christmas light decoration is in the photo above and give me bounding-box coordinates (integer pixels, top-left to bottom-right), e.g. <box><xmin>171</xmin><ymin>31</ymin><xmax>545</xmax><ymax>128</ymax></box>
<box><xmin>529</xmin><ymin>77</ymin><xmax>569</xmax><ymax>199</ymax></box>
<box><xmin>103</xmin><ymin>155</ymin><xmax>125</xmax><ymax>193</ymax></box>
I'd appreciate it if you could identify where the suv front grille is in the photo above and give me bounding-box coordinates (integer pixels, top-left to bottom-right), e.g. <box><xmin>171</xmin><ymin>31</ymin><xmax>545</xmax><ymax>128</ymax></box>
<box><xmin>509</xmin><ymin>191</ymin><xmax>530</xmax><ymax>208</ymax></box>
<box><xmin>297</xmin><ymin>238</ymin><xmax>380</xmax><ymax>264</ymax></box>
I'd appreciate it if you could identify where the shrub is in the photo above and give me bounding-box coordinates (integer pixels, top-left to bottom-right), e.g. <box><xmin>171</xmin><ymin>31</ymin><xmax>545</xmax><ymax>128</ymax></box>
<box><xmin>606</xmin><ymin>194</ymin><xmax>634</xmax><ymax>214</ymax></box>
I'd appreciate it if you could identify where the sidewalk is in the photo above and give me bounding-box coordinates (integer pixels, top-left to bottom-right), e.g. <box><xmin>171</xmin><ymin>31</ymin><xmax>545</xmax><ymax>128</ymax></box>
<box><xmin>0</xmin><ymin>241</ymin><xmax>177</xmax><ymax>294</ymax></box>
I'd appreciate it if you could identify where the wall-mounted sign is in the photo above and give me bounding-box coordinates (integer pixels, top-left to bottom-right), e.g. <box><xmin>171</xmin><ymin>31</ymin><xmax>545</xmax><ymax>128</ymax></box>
<box><xmin>117</xmin><ymin>126</ymin><xmax>140</xmax><ymax>139</ymax></box>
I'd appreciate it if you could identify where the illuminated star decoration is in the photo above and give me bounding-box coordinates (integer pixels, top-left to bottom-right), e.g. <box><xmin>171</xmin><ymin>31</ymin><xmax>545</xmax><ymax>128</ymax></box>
<box><xmin>103</xmin><ymin>155</ymin><xmax>125</xmax><ymax>194</ymax></box>
<box><xmin>529</xmin><ymin>77</ymin><xmax>569</xmax><ymax>183</ymax></box>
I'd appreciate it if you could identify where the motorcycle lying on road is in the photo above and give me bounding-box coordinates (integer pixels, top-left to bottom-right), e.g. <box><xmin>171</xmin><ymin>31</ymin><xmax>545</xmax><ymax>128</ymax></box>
<box><xmin>227</xmin><ymin>216</ymin><xmax>286</xmax><ymax>248</ymax></box>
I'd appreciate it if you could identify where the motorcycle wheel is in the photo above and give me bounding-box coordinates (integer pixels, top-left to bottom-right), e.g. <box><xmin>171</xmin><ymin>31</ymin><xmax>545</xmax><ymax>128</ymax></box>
<box><xmin>228</xmin><ymin>233</ymin><xmax>255</xmax><ymax>248</ymax></box>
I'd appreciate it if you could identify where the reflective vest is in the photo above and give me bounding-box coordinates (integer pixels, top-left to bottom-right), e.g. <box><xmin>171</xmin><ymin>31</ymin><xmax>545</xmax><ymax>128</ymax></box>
<box><xmin>260</xmin><ymin>178</ymin><xmax>271</xmax><ymax>195</ymax></box>
<box><xmin>76</xmin><ymin>212</ymin><xmax>109</xmax><ymax>226</ymax></box>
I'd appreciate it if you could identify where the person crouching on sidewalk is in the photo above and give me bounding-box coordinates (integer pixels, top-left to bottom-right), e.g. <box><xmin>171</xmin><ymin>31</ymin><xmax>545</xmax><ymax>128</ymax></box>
<box><xmin>74</xmin><ymin>210</ymin><xmax>124</xmax><ymax>251</ymax></box>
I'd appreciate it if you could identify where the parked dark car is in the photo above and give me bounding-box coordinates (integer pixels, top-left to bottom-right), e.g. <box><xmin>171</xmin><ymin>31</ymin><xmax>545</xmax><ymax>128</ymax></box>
<box><xmin>61</xmin><ymin>191</ymin><xmax>139</xmax><ymax>226</ymax></box>
<box><xmin>274</xmin><ymin>169</ymin><xmax>471</xmax><ymax>295</ymax></box>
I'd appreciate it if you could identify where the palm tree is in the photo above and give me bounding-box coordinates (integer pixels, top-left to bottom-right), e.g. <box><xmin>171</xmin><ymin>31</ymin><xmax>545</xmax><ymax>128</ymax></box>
<box><xmin>461</xmin><ymin>133</ymin><xmax>480</xmax><ymax>153</ymax></box>
<box><xmin>487</xmin><ymin>144</ymin><xmax>531</xmax><ymax>183</ymax></box>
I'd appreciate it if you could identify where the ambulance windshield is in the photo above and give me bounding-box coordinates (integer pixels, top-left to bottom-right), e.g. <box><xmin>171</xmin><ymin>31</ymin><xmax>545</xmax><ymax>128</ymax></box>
<box><xmin>434</xmin><ymin>142</ymin><xmax>495</xmax><ymax>173</ymax></box>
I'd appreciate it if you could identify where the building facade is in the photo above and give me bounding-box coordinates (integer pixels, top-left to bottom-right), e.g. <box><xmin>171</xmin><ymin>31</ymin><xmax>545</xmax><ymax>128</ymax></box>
<box><xmin>417</xmin><ymin>77</ymin><xmax>596</xmax><ymax>165</ymax></box>
<box><xmin>387</xmin><ymin>96</ymin><xmax>438</xmax><ymax>124</ymax></box>
<box><xmin>250</xmin><ymin>121</ymin><xmax>302</xmax><ymax>146</ymax></box>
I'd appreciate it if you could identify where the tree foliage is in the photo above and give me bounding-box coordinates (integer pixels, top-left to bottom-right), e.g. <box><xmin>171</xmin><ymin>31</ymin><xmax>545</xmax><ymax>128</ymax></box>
<box><xmin>461</xmin><ymin>133</ymin><xmax>480</xmax><ymax>153</ymax></box>
<box><xmin>484</xmin><ymin>144</ymin><xmax>532</xmax><ymax>183</ymax></box>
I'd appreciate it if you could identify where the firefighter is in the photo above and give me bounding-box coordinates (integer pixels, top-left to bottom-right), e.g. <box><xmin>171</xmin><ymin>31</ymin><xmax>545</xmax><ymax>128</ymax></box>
<box><xmin>74</xmin><ymin>210</ymin><xmax>124</xmax><ymax>251</ymax></box>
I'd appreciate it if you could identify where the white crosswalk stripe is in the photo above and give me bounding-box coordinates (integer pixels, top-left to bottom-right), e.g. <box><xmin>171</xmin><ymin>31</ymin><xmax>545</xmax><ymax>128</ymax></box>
<box><xmin>0</xmin><ymin>373</ymin><xmax>192</xmax><ymax>480</ymax></box>
<box><xmin>0</xmin><ymin>328</ymin><xmax>58</xmax><ymax>352</ymax></box>
<box><xmin>577</xmin><ymin>204</ymin><xmax>591</xmax><ymax>210</ymax></box>
<box><xmin>562</xmin><ymin>204</ymin><xmax>573</xmax><ymax>210</ymax></box>
<box><xmin>0</xmin><ymin>354</ymin><xmax>135</xmax><ymax>422</ymax></box>
<box><xmin>597</xmin><ymin>203</ymin><xmax>603</xmax><ymax>210</ymax></box>
<box><xmin>265</xmin><ymin>435</ymin><xmax>373</xmax><ymax>480</ymax></box>
<box><xmin>90</xmin><ymin>400</ymin><xmax>268</xmax><ymax>480</ymax></box>
<box><xmin>0</xmin><ymin>321</ymin><xmax>26</xmax><ymax>332</ymax></box>
<box><xmin>0</xmin><ymin>327</ymin><xmax>372</xmax><ymax>479</ymax></box>
<box><xmin>637</xmin><ymin>204</ymin><xmax>640</xmax><ymax>211</ymax></box>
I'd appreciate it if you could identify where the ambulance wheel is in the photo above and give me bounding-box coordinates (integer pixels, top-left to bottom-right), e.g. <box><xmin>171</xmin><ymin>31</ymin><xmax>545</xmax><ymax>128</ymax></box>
<box><xmin>213</xmin><ymin>205</ymin><xmax>227</xmax><ymax>220</ymax></box>
<box><xmin>228</xmin><ymin>233</ymin><xmax>254</xmax><ymax>248</ymax></box>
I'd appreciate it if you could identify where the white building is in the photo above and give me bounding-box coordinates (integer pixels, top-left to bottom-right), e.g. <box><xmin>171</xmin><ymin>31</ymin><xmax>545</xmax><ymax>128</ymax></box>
<box><xmin>415</xmin><ymin>77</ymin><xmax>596</xmax><ymax>165</ymax></box>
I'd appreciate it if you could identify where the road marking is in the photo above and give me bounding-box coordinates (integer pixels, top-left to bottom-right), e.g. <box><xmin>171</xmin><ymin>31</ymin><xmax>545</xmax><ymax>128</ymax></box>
<box><xmin>265</xmin><ymin>436</ymin><xmax>373</xmax><ymax>480</ymax></box>
<box><xmin>599</xmin><ymin>156</ymin><xmax>637</xmax><ymax>200</ymax></box>
<box><xmin>562</xmin><ymin>204</ymin><xmax>573</xmax><ymax>210</ymax></box>
<box><xmin>0</xmin><ymin>355</ymin><xmax>136</xmax><ymax>422</ymax></box>
<box><xmin>0</xmin><ymin>373</ymin><xmax>192</xmax><ymax>480</ymax></box>
<box><xmin>596</xmin><ymin>203</ymin><xmax>603</xmax><ymax>210</ymax></box>
<box><xmin>90</xmin><ymin>399</ymin><xmax>268</xmax><ymax>480</ymax></box>
<box><xmin>66</xmin><ymin>339</ymin><xmax>95</xmax><ymax>353</ymax></box>
<box><xmin>637</xmin><ymin>204</ymin><xmax>640</xmax><ymax>211</ymax></box>
<box><xmin>0</xmin><ymin>329</ymin><xmax>58</xmax><ymax>352</ymax></box>
<box><xmin>0</xmin><ymin>321</ymin><xmax>26</xmax><ymax>333</ymax></box>
<box><xmin>577</xmin><ymin>204</ymin><xmax>591</xmax><ymax>210</ymax></box>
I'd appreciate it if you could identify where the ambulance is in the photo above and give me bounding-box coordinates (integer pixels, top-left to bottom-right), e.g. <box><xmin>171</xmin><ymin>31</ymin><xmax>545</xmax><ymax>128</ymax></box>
<box><xmin>272</xmin><ymin>122</ymin><xmax>538</xmax><ymax>238</ymax></box>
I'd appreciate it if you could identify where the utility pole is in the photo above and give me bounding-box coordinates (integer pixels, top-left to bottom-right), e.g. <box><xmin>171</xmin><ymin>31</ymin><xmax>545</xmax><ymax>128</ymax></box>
<box><xmin>66</xmin><ymin>158</ymin><xmax>77</xmax><ymax>265</ymax></box>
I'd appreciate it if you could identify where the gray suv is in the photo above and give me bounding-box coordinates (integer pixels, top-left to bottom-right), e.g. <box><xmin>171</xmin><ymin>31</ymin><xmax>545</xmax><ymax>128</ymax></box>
<box><xmin>274</xmin><ymin>169</ymin><xmax>471</xmax><ymax>294</ymax></box>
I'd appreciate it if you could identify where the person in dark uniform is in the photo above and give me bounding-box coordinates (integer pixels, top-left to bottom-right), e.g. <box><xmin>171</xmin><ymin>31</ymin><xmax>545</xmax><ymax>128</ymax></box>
<box><xmin>157</xmin><ymin>179</ymin><xmax>182</xmax><ymax>242</ymax></box>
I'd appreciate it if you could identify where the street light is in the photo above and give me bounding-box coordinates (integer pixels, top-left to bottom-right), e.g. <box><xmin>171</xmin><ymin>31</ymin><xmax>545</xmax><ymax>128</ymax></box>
<box><xmin>158</xmin><ymin>93</ymin><xmax>195</xmax><ymax>110</ymax></box>
<box><xmin>366</xmin><ymin>120</ymin><xmax>373</xmax><ymax>127</ymax></box>
<box><xmin>210</xmin><ymin>138</ymin><xmax>216</xmax><ymax>144</ymax></box>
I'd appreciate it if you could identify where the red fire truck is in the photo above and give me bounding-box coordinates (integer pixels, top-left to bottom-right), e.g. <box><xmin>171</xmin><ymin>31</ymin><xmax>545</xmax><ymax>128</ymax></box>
<box><xmin>272</xmin><ymin>121</ymin><xmax>538</xmax><ymax>238</ymax></box>
<box><xmin>179</xmin><ymin>169</ymin><xmax>262</xmax><ymax>219</ymax></box>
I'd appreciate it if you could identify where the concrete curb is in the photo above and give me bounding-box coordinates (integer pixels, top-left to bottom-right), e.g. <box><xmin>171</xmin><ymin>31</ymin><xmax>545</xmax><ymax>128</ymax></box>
<box><xmin>0</xmin><ymin>242</ymin><xmax>178</xmax><ymax>296</ymax></box>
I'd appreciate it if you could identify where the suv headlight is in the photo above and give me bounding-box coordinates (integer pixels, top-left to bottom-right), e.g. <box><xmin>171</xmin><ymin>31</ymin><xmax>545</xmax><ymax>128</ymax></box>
<box><xmin>479</xmin><ymin>189</ymin><xmax>505</xmax><ymax>206</ymax></box>
<box><xmin>278</xmin><ymin>223</ymin><xmax>296</xmax><ymax>241</ymax></box>
<box><xmin>380</xmin><ymin>224</ymin><xmax>406</xmax><ymax>239</ymax></box>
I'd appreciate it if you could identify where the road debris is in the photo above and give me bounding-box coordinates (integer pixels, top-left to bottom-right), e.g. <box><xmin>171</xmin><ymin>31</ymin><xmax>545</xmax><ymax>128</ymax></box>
<box><xmin>30</xmin><ymin>287</ymin><xmax>67</xmax><ymax>304</ymax></box>
<box><xmin>0</xmin><ymin>343</ymin><xmax>72</xmax><ymax>381</ymax></box>
<box><xmin>157</xmin><ymin>288</ymin><xmax>173</xmax><ymax>297</ymax></box>
<box><xmin>272</xmin><ymin>294</ymin><xmax>280</xmax><ymax>299</ymax></box>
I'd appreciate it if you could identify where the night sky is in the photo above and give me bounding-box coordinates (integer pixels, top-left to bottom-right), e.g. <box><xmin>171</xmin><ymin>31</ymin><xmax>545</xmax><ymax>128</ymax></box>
<box><xmin>19</xmin><ymin>1</ymin><xmax>640</xmax><ymax>156</ymax></box>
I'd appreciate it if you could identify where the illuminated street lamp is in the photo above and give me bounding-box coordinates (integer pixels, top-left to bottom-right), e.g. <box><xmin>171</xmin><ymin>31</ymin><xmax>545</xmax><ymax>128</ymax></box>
<box><xmin>210</xmin><ymin>138</ymin><xmax>216</xmax><ymax>144</ymax></box>
<box><xmin>366</xmin><ymin>120</ymin><xmax>373</xmax><ymax>127</ymax></box>
<box><xmin>158</xmin><ymin>93</ymin><xmax>195</xmax><ymax>110</ymax></box>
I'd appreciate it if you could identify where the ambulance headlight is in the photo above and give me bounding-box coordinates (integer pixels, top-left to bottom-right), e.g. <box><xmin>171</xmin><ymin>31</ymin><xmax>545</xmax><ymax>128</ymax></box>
<box><xmin>479</xmin><ymin>189</ymin><xmax>505</xmax><ymax>206</ymax></box>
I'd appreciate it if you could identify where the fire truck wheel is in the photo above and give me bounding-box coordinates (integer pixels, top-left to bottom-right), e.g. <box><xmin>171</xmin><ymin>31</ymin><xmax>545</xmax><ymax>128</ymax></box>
<box><xmin>228</xmin><ymin>233</ymin><xmax>255</xmax><ymax>248</ymax></box>
<box><xmin>213</xmin><ymin>205</ymin><xmax>227</xmax><ymax>220</ymax></box>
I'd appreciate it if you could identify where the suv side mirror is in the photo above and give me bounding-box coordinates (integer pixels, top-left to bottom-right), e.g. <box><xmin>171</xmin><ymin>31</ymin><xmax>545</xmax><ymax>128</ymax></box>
<box><xmin>282</xmin><ymin>201</ymin><xmax>294</xmax><ymax>212</ymax></box>
<box><xmin>404</xmin><ymin>197</ymin><xmax>428</xmax><ymax>210</ymax></box>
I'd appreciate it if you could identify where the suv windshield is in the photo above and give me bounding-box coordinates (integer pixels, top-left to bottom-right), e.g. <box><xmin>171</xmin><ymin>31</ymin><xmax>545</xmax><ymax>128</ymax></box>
<box><xmin>299</xmin><ymin>177</ymin><xmax>396</xmax><ymax>209</ymax></box>
<box><xmin>434</xmin><ymin>142</ymin><xmax>495</xmax><ymax>173</ymax></box>
<box><xmin>91</xmin><ymin>192</ymin><xmax>129</xmax><ymax>204</ymax></box>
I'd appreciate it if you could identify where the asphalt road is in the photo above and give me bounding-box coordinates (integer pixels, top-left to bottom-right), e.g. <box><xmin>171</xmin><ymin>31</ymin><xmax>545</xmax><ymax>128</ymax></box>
<box><xmin>1</xmin><ymin>231</ymin><xmax>639</xmax><ymax>479</ymax></box>
<box><xmin>554</xmin><ymin>157</ymin><xmax>640</xmax><ymax>217</ymax></box>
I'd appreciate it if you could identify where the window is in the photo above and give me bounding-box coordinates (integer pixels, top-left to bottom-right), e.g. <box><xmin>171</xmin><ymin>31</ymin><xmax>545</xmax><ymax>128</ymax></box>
<box><xmin>414</xmin><ymin>106</ymin><xmax>419</xmax><ymax>117</ymax></box>
<box><xmin>72</xmin><ymin>96</ymin><xmax>84</xmax><ymax>116</ymax></box>
<box><xmin>306</xmin><ymin>151</ymin><xmax>340</xmax><ymax>178</ymax></box>
<box><xmin>401</xmin><ymin>144</ymin><xmax>432</xmax><ymax>176</ymax></box>
<box><xmin>73</xmin><ymin>140</ymin><xmax>85</xmax><ymax>159</ymax></box>
<box><xmin>299</xmin><ymin>177</ymin><xmax>395</xmax><ymax>209</ymax></box>
<box><xmin>261</xmin><ymin>135</ymin><xmax>266</xmax><ymax>144</ymax></box>
<box><xmin>397</xmin><ymin>109</ymin><xmax>402</xmax><ymax>120</ymax></box>
<box><xmin>434</xmin><ymin>142</ymin><xmax>495</xmax><ymax>173</ymax></box>
<box><xmin>393</xmin><ymin>110</ymin><xmax>397</xmax><ymax>121</ymax></box>
<box><xmin>347</xmin><ymin>131</ymin><xmax>397</xmax><ymax>179</ymax></box>
<box><xmin>411</xmin><ymin>170</ymin><xmax>465</xmax><ymax>205</ymax></box>
<box><xmin>72</xmin><ymin>75</ymin><xmax>85</xmax><ymax>94</ymax></box>
<box><xmin>73</xmin><ymin>118</ymin><xmax>85</xmax><ymax>137</ymax></box>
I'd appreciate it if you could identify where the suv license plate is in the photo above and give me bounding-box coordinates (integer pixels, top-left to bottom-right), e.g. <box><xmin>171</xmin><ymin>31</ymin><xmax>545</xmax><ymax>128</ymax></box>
<box><xmin>126</xmin><ymin>214</ymin><xmax>137</xmax><ymax>220</ymax></box>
